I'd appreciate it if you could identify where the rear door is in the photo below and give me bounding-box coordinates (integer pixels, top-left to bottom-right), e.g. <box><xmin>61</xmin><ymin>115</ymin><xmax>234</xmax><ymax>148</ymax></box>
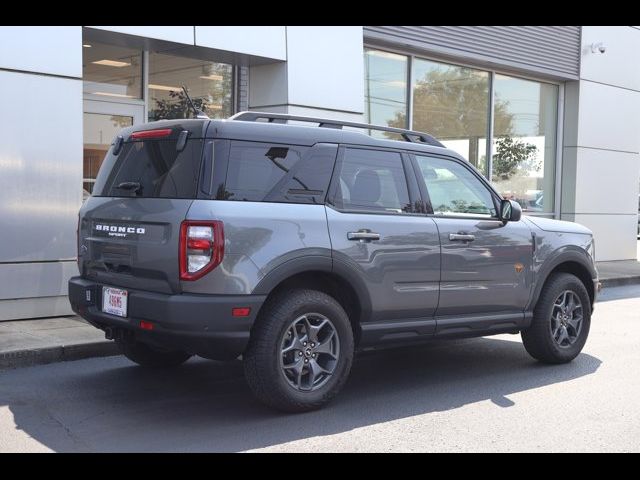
<box><xmin>326</xmin><ymin>146</ymin><xmax>440</xmax><ymax>326</ymax></box>
<box><xmin>79</xmin><ymin>124</ymin><xmax>206</xmax><ymax>294</ymax></box>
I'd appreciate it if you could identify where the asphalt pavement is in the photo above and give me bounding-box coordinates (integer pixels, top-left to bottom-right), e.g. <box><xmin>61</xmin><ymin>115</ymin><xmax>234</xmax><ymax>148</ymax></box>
<box><xmin>1</xmin><ymin>284</ymin><xmax>639</xmax><ymax>452</ymax></box>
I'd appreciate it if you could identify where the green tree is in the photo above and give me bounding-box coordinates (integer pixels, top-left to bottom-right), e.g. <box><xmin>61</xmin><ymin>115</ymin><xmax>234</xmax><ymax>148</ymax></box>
<box><xmin>492</xmin><ymin>136</ymin><xmax>539</xmax><ymax>180</ymax></box>
<box><xmin>387</xmin><ymin>66</ymin><xmax>515</xmax><ymax>167</ymax></box>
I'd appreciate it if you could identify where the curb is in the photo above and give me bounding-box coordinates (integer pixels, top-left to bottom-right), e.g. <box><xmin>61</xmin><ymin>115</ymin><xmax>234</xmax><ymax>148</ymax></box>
<box><xmin>599</xmin><ymin>276</ymin><xmax>640</xmax><ymax>288</ymax></box>
<box><xmin>0</xmin><ymin>341</ymin><xmax>120</xmax><ymax>371</ymax></box>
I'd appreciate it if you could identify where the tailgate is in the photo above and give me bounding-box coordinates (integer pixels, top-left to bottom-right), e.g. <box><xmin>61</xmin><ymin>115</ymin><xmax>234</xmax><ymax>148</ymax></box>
<box><xmin>79</xmin><ymin>197</ymin><xmax>194</xmax><ymax>294</ymax></box>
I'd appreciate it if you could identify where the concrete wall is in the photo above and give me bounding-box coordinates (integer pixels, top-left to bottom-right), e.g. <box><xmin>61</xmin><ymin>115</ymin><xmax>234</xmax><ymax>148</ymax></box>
<box><xmin>249</xmin><ymin>26</ymin><xmax>364</xmax><ymax>121</ymax></box>
<box><xmin>0</xmin><ymin>26</ymin><xmax>83</xmax><ymax>320</ymax></box>
<box><xmin>561</xmin><ymin>26</ymin><xmax>640</xmax><ymax>261</ymax></box>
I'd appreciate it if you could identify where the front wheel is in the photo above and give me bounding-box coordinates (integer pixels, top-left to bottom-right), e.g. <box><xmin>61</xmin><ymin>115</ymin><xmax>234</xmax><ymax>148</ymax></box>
<box><xmin>243</xmin><ymin>289</ymin><xmax>354</xmax><ymax>413</ymax></box>
<box><xmin>522</xmin><ymin>273</ymin><xmax>591</xmax><ymax>364</ymax></box>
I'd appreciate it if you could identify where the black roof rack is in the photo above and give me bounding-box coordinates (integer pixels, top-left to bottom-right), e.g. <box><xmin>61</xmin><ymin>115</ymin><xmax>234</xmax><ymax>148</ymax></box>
<box><xmin>229</xmin><ymin>111</ymin><xmax>444</xmax><ymax>147</ymax></box>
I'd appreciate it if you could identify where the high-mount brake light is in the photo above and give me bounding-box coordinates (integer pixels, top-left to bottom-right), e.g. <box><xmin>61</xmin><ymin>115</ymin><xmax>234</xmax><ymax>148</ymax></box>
<box><xmin>130</xmin><ymin>129</ymin><xmax>172</xmax><ymax>140</ymax></box>
<box><xmin>179</xmin><ymin>220</ymin><xmax>224</xmax><ymax>281</ymax></box>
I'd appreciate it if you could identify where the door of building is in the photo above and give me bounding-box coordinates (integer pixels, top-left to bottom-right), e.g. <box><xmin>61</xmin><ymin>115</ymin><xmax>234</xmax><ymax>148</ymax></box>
<box><xmin>83</xmin><ymin>100</ymin><xmax>144</xmax><ymax>200</ymax></box>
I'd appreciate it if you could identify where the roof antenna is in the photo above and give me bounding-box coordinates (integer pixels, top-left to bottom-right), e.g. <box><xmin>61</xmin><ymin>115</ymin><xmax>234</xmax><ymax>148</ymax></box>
<box><xmin>181</xmin><ymin>85</ymin><xmax>209</xmax><ymax>119</ymax></box>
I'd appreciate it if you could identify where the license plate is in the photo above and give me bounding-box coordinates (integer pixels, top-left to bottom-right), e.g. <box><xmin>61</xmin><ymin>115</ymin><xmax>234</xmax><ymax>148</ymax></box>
<box><xmin>102</xmin><ymin>287</ymin><xmax>128</xmax><ymax>317</ymax></box>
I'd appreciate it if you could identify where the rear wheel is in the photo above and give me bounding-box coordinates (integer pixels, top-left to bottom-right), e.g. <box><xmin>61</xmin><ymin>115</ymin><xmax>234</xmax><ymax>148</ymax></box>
<box><xmin>522</xmin><ymin>273</ymin><xmax>591</xmax><ymax>364</ymax></box>
<box><xmin>118</xmin><ymin>340</ymin><xmax>192</xmax><ymax>368</ymax></box>
<box><xmin>243</xmin><ymin>289</ymin><xmax>354</xmax><ymax>413</ymax></box>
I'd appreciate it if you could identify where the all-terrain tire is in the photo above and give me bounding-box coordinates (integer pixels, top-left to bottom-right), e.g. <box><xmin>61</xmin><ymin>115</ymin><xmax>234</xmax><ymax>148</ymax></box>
<box><xmin>243</xmin><ymin>289</ymin><xmax>354</xmax><ymax>413</ymax></box>
<box><xmin>522</xmin><ymin>272</ymin><xmax>591</xmax><ymax>364</ymax></box>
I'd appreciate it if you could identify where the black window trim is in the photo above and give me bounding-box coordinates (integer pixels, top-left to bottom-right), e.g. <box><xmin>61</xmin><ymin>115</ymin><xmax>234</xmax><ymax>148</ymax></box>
<box><xmin>325</xmin><ymin>144</ymin><xmax>422</xmax><ymax>217</ymax></box>
<box><xmin>409</xmin><ymin>152</ymin><xmax>504</xmax><ymax>221</ymax></box>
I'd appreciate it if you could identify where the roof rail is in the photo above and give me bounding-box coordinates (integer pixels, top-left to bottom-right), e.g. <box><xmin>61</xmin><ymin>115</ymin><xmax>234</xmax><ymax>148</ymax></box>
<box><xmin>228</xmin><ymin>111</ymin><xmax>444</xmax><ymax>147</ymax></box>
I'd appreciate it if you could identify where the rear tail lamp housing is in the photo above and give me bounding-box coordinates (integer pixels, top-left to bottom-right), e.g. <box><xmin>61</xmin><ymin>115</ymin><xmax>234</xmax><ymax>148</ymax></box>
<box><xmin>179</xmin><ymin>220</ymin><xmax>224</xmax><ymax>281</ymax></box>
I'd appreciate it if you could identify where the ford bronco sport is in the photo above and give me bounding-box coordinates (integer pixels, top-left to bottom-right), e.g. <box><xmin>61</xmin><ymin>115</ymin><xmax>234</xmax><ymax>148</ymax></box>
<box><xmin>69</xmin><ymin>111</ymin><xmax>598</xmax><ymax>412</ymax></box>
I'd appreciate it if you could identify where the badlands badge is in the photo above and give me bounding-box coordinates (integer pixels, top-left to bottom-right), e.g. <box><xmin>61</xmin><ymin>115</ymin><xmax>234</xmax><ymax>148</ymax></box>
<box><xmin>514</xmin><ymin>262</ymin><xmax>525</xmax><ymax>273</ymax></box>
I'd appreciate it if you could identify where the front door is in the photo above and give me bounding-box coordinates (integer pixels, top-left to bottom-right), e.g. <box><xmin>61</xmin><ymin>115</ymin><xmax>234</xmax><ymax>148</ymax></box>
<box><xmin>326</xmin><ymin>146</ymin><xmax>441</xmax><ymax>325</ymax></box>
<box><xmin>83</xmin><ymin>100</ymin><xmax>144</xmax><ymax>200</ymax></box>
<box><xmin>412</xmin><ymin>154</ymin><xmax>534</xmax><ymax>317</ymax></box>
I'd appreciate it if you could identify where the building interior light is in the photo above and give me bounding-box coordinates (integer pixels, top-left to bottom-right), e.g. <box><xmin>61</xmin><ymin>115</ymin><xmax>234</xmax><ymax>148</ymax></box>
<box><xmin>92</xmin><ymin>92</ymin><xmax>136</xmax><ymax>98</ymax></box>
<box><xmin>83</xmin><ymin>44</ymin><xmax>92</xmax><ymax>48</ymax></box>
<box><xmin>149</xmin><ymin>84</ymin><xmax>181</xmax><ymax>92</ymax></box>
<box><xmin>199</xmin><ymin>74</ymin><xmax>224</xmax><ymax>81</ymax></box>
<box><xmin>207</xmin><ymin>104</ymin><xmax>223</xmax><ymax>110</ymax></box>
<box><xmin>92</xmin><ymin>59</ymin><xmax>131</xmax><ymax>68</ymax></box>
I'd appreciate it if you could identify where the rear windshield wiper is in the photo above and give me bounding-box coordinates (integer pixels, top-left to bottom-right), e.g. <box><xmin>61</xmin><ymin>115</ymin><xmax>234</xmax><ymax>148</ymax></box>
<box><xmin>115</xmin><ymin>181</ymin><xmax>142</xmax><ymax>195</ymax></box>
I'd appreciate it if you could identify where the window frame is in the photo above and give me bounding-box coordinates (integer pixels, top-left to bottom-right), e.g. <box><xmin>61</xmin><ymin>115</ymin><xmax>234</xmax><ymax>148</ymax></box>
<box><xmin>362</xmin><ymin>44</ymin><xmax>564</xmax><ymax>218</ymax></box>
<box><xmin>325</xmin><ymin>144</ymin><xmax>422</xmax><ymax>217</ymax></box>
<box><xmin>409</xmin><ymin>152</ymin><xmax>503</xmax><ymax>221</ymax></box>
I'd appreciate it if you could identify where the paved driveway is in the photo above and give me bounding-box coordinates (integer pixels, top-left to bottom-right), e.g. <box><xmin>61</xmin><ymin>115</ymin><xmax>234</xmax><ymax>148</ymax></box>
<box><xmin>1</xmin><ymin>285</ymin><xmax>639</xmax><ymax>452</ymax></box>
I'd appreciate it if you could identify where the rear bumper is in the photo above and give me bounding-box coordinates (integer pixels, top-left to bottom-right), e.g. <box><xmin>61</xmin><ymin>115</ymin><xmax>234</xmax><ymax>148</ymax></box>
<box><xmin>68</xmin><ymin>277</ymin><xmax>266</xmax><ymax>360</ymax></box>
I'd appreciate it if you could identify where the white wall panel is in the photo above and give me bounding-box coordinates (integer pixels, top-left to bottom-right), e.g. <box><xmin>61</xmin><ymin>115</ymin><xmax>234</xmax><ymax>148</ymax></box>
<box><xmin>0</xmin><ymin>26</ymin><xmax>81</xmax><ymax>77</ymax></box>
<box><xmin>196</xmin><ymin>26</ymin><xmax>286</xmax><ymax>60</ymax></box>
<box><xmin>286</xmin><ymin>26</ymin><xmax>364</xmax><ymax>113</ymax></box>
<box><xmin>569</xmin><ymin>214</ymin><xmax>638</xmax><ymax>261</ymax></box>
<box><xmin>581</xmin><ymin>26</ymin><xmax>640</xmax><ymax>92</ymax></box>
<box><xmin>575</xmin><ymin>80</ymin><xmax>640</xmax><ymax>153</ymax></box>
<box><xmin>571</xmin><ymin>148</ymin><xmax>639</xmax><ymax>215</ymax></box>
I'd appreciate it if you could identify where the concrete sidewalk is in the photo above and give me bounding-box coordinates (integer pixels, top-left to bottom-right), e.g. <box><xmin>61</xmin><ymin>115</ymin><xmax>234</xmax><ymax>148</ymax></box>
<box><xmin>0</xmin><ymin>316</ymin><xmax>118</xmax><ymax>370</ymax></box>
<box><xmin>596</xmin><ymin>259</ymin><xmax>640</xmax><ymax>287</ymax></box>
<box><xmin>2</xmin><ymin>257</ymin><xmax>640</xmax><ymax>371</ymax></box>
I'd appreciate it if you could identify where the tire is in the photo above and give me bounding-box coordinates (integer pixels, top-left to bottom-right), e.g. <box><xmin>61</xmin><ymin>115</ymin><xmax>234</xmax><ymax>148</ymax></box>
<box><xmin>243</xmin><ymin>289</ymin><xmax>354</xmax><ymax>413</ymax></box>
<box><xmin>522</xmin><ymin>272</ymin><xmax>591</xmax><ymax>364</ymax></box>
<box><xmin>118</xmin><ymin>340</ymin><xmax>192</xmax><ymax>368</ymax></box>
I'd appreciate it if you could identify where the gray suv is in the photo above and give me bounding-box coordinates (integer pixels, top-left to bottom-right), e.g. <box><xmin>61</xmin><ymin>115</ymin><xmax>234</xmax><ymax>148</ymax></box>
<box><xmin>69</xmin><ymin>112</ymin><xmax>599</xmax><ymax>412</ymax></box>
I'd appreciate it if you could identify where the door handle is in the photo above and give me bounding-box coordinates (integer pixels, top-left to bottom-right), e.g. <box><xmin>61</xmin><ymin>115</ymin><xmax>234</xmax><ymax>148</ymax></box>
<box><xmin>348</xmin><ymin>230</ymin><xmax>381</xmax><ymax>242</ymax></box>
<box><xmin>449</xmin><ymin>233</ymin><xmax>475</xmax><ymax>242</ymax></box>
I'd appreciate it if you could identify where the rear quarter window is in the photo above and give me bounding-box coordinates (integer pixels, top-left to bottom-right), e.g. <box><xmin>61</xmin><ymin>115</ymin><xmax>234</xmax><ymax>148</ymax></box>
<box><xmin>218</xmin><ymin>141</ymin><xmax>336</xmax><ymax>204</ymax></box>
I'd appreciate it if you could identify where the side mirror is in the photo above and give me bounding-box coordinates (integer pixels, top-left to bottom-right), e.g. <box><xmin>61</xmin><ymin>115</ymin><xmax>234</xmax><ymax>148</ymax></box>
<box><xmin>500</xmin><ymin>199</ymin><xmax>521</xmax><ymax>222</ymax></box>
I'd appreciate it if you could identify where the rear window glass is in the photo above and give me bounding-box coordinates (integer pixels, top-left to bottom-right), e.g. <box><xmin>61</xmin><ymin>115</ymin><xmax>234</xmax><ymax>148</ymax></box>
<box><xmin>219</xmin><ymin>141</ymin><xmax>335</xmax><ymax>204</ymax></box>
<box><xmin>93</xmin><ymin>138</ymin><xmax>203</xmax><ymax>198</ymax></box>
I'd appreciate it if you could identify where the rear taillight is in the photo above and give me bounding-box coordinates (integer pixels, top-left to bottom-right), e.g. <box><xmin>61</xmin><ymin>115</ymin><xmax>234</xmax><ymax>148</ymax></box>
<box><xmin>179</xmin><ymin>220</ymin><xmax>224</xmax><ymax>281</ymax></box>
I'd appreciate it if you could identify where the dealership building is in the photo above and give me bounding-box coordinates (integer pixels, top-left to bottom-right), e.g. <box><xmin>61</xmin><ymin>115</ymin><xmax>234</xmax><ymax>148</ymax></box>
<box><xmin>0</xmin><ymin>25</ymin><xmax>638</xmax><ymax>320</ymax></box>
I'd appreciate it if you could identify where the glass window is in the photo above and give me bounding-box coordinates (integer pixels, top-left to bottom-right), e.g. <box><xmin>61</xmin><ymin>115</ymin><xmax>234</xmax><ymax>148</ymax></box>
<box><xmin>333</xmin><ymin>148</ymin><xmax>410</xmax><ymax>214</ymax></box>
<box><xmin>223</xmin><ymin>142</ymin><xmax>313</xmax><ymax>202</ymax></box>
<box><xmin>416</xmin><ymin>155</ymin><xmax>496</xmax><ymax>217</ymax></box>
<box><xmin>148</xmin><ymin>52</ymin><xmax>233</xmax><ymax>121</ymax></box>
<box><xmin>93</xmin><ymin>137</ymin><xmax>204</xmax><ymax>199</ymax></box>
<box><xmin>364</xmin><ymin>49</ymin><xmax>408</xmax><ymax>137</ymax></box>
<box><xmin>412</xmin><ymin>59</ymin><xmax>489</xmax><ymax>174</ymax></box>
<box><xmin>83</xmin><ymin>42</ymin><xmax>143</xmax><ymax>99</ymax></box>
<box><xmin>492</xmin><ymin>75</ymin><xmax>558</xmax><ymax>214</ymax></box>
<box><xmin>83</xmin><ymin>113</ymin><xmax>133</xmax><ymax>198</ymax></box>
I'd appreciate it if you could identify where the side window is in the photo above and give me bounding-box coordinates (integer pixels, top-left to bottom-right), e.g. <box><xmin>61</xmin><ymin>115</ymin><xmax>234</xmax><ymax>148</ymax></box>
<box><xmin>415</xmin><ymin>155</ymin><xmax>497</xmax><ymax>217</ymax></box>
<box><xmin>221</xmin><ymin>142</ymin><xmax>335</xmax><ymax>203</ymax></box>
<box><xmin>333</xmin><ymin>148</ymin><xmax>411</xmax><ymax>214</ymax></box>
